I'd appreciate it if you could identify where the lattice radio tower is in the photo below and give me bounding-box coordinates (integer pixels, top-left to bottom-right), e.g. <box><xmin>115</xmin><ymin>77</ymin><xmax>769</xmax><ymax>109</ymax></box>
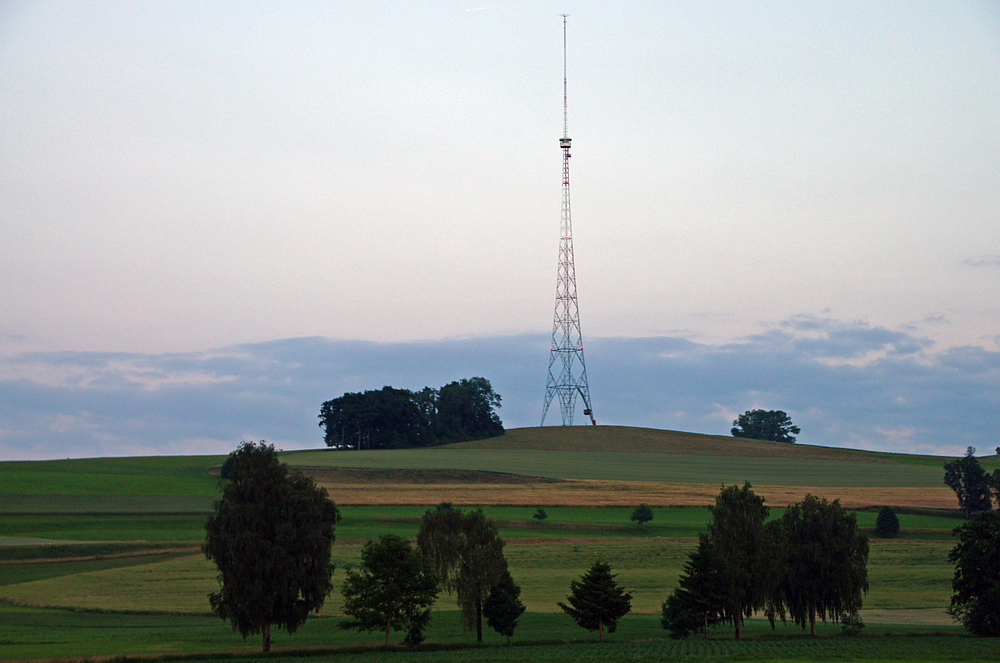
<box><xmin>542</xmin><ymin>15</ymin><xmax>596</xmax><ymax>427</ymax></box>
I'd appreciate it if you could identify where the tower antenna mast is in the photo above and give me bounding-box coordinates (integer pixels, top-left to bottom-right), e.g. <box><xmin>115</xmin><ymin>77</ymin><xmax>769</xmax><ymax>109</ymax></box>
<box><xmin>562</xmin><ymin>13</ymin><xmax>569</xmax><ymax>139</ymax></box>
<box><xmin>542</xmin><ymin>14</ymin><xmax>596</xmax><ymax>426</ymax></box>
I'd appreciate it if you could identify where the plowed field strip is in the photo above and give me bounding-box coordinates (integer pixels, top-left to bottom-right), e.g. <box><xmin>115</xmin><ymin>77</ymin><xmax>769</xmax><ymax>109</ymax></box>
<box><xmin>314</xmin><ymin>479</ymin><xmax>955</xmax><ymax>509</ymax></box>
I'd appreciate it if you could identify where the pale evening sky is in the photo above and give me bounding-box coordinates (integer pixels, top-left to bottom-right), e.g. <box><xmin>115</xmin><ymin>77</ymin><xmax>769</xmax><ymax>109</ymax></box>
<box><xmin>1</xmin><ymin>2</ymin><xmax>998</xmax><ymax>460</ymax></box>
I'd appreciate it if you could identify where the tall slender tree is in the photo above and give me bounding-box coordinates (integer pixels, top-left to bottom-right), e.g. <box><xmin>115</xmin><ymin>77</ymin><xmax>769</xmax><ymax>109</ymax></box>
<box><xmin>416</xmin><ymin>506</ymin><xmax>508</xmax><ymax>643</ymax></box>
<box><xmin>706</xmin><ymin>482</ymin><xmax>771</xmax><ymax>640</ymax></box>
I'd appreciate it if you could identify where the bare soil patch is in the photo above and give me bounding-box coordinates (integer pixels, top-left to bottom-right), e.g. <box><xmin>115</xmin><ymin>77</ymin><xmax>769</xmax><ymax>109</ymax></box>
<box><xmin>302</xmin><ymin>467</ymin><xmax>561</xmax><ymax>485</ymax></box>
<box><xmin>311</xmin><ymin>478</ymin><xmax>956</xmax><ymax>509</ymax></box>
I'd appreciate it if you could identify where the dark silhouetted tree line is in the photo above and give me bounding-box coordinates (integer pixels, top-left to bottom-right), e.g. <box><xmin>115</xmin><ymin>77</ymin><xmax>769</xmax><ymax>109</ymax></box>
<box><xmin>319</xmin><ymin>377</ymin><xmax>503</xmax><ymax>450</ymax></box>
<box><xmin>662</xmin><ymin>484</ymin><xmax>868</xmax><ymax>640</ymax></box>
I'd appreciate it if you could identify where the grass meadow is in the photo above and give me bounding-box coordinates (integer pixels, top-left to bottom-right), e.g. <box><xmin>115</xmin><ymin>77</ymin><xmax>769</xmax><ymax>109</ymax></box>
<box><xmin>0</xmin><ymin>426</ymin><xmax>991</xmax><ymax>662</ymax></box>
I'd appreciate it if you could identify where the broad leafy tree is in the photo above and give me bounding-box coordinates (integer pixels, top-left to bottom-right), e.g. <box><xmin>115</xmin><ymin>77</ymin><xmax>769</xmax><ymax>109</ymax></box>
<box><xmin>482</xmin><ymin>568</ymin><xmax>526</xmax><ymax>643</ymax></box>
<box><xmin>435</xmin><ymin>377</ymin><xmax>504</xmax><ymax>443</ymax></box>
<box><xmin>416</xmin><ymin>506</ymin><xmax>508</xmax><ymax>643</ymax></box>
<box><xmin>776</xmin><ymin>495</ymin><xmax>869</xmax><ymax>636</ymax></box>
<box><xmin>559</xmin><ymin>560</ymin><xmax>632</xmax><ymax>640</ymax></box>
<box><xmin>203</xmin><ymin>442</ymin><xmax>340</xmax><ymax>652</ymax></box>
<box><xmin>944</xmin><ymin>447</ymin><xmax>994</xmax><ymax>518</ymax></box>
<box><xmin>706</xmin><ymin>482</ymin><xmax>771</xmax><ymax>639</ymax></box>
<box><xmin>731</xmin><ymin>409</ymin><xmax>800</xmax><ymax>444</ymax></box>
<box><xmin>875</xmin><ymin>506</ymin><xmax>900</xmax><ymax>538</ymax></box>
<box><xmin>631</xmin><ymin>503</ymin><xmax>654</xmax><ymax>526</ymax></box>
<box><xmin>340</xmin><ymin>533</ymin><xmax>440</xmax><ymax>646</ymax></box>
<box><xmin>661</xmin><ymin>534</ymin><xmax>726</xmax><ymax>639</ymax></box>
<box><xmin>948</xmin><ymin>512</ymin><xmax>1000</xmax><ymax>636</ymax></box>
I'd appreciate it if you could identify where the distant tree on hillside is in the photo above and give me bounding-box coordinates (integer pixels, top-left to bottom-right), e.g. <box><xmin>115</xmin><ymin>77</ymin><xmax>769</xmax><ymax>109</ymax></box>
<box><xmin>731</xmin><ymin>410</ymin><xmax>800</xmax><ymax>444</ymax></box>
<box><xmin>944</xmin><ymin>447</ymin><xmax>994</xmax><ymax>518</ymax></box>
<box><xmin>875</xmin><ymin>506</ymin><xmax>900</xmax><ymax>538</ymax></box>
<box><xmin>631</xmin><ymin>503</ymin><xmax>654</xmax><ymax>526</ymax></box>
<box><xmin>533</xmin><ymin>508</ymin><xmax>548</xmax><ymax>521</ymax></box>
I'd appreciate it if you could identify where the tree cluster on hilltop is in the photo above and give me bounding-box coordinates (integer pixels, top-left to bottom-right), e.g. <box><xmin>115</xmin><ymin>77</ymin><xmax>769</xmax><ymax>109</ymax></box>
<box><xmin>731</xmin><ymin>409</ymin><xmax>801</xmax><ymax>444</ymax></box>
<box><xmin>318</xmin><ymin>377</ymin><xmax>503</xmax><ymax>450</ymax></box>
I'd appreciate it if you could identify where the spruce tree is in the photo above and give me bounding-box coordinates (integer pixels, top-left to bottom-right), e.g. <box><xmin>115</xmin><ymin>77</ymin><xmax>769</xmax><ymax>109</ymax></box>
<box><xmin>558</xmin><ymin>561</ymin><xmax>632</xmax><ymax>640</ymax></box>
<box><xmin>483</xmin><ymin>569</ymin><xmax>526</xmax><ymax>643</ymax></box>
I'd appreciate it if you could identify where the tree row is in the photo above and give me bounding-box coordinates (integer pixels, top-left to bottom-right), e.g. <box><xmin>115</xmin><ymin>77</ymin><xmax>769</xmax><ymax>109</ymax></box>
<box><xmin>204</xmin><ymin>443</ymin><xmax>1000</xmax><ymax>653</ymax></box>
<box><xmin>662</xmin><ymin>483</ymin><xmax>868</xmax><ymax>639</ymax></box>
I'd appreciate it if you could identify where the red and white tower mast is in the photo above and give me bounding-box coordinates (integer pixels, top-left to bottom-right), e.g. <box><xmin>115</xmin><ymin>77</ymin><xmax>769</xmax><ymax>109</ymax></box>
<box><xmin>542</xmin><ymin>15</ymin><xmax>595</xmax><ymax>426</ymax></box>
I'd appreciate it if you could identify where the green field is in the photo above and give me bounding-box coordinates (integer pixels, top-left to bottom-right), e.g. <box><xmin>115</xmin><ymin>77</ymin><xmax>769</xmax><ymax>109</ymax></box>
<box><xmin>0</xmin><ymin>426</ymin><xmax>989</xmax><ymax>662</ymax></box>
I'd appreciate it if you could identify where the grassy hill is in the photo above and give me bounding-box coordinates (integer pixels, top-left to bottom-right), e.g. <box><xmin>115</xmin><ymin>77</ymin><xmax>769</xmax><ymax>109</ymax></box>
<box><xmin>454</xmin><ymin>426</ymin><xmax>907</xmax><ymax>460</ymax></box>
<box><xmin>284</xmin><ymin>426</ymin><xmax>965</xmax><ymax>509</ymax></box>
<box><xmin>3</xmin><ymin>426</ymin><xmax>983</xmax><ymax>513</ymax></box>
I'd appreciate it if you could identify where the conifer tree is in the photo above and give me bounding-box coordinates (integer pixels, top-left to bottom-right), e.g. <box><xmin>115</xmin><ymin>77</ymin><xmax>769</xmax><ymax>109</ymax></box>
<box><xmin>875</xmin><ymin>506</ymin><xmax>900</xmax><ymax>538</ymax></box>
<box><xmin>483</xmin><ymin>569</ymin><xmax>526</xmax><ymax>643</ymax></box>
<box><xmin>558</xmin><ymin>561</ymin><xmax>632</xmax><ymax>640</ymax></box>
<box><xmin>661</xmin><ymin>534</ymin><xmax>726</xmax><ymax>638</ymax></box>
